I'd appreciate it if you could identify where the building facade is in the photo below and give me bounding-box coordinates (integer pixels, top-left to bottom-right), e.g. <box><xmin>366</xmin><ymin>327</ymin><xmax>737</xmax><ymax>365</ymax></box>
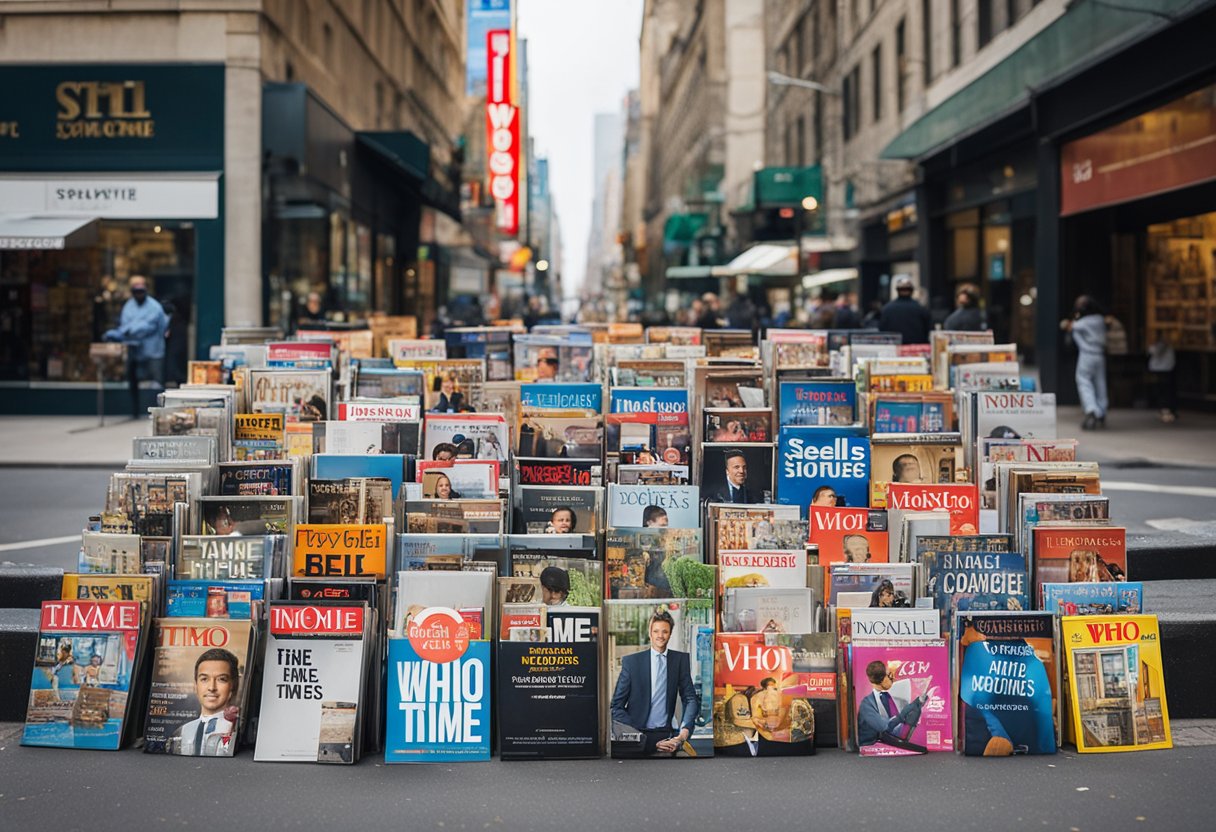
<box><xmin>0</xmin><ymin>1</ymin><xmax>467</xmax><ymax>413</ymax></box>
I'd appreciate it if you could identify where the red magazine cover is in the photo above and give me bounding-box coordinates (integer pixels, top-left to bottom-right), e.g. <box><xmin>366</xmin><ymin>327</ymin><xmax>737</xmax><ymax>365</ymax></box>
<box><xmin>809</xmin><ymin>505</ymin><xmax>890</xmax><ymax>565</ymax></box>
<box><xmin>1032</xmin><ymin>526</ymin><xmax>1127</xmax><ymax>603</ymax></box>
<box><xmin>888</xmin><ymin>483</ymin><xmax>979</xmax><ymax>536</ymax></box>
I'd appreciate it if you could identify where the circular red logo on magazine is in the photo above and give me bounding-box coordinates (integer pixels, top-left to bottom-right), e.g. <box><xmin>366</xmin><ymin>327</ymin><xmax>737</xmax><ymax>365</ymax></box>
<box><xmin>407</xmin><ymin>607</ymin><xmax>470</xmax><ymax>663</ymax></box>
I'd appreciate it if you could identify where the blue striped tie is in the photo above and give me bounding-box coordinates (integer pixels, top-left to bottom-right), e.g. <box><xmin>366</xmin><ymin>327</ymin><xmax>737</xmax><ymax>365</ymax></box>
<box><xmin>648</xmin><ymin>653</ymin><xmax>668</xmax><ymax>729</ymax></box>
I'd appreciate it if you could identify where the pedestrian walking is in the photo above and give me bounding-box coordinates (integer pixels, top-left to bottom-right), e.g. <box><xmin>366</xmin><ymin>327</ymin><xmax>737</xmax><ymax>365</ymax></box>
<box><xmin>696</xmin><ymin>293</ymin><xmax>722</xmax><ymax>329</ymax></box>
<box><xmin>879</xmin><ymin>275</ymin><xmax>932</xmax><ymax>344</ymax></box>
<box><xmin>1148</xmin><ymin>334</ymin><xmax>1178</xmax><ymax>423</ymax></box>
<box><xmin>943</xmin><ymin>283</ymin><xmax>986</xmax><ymax>331</ymax></box>
<box><xmin>104</xmin><ymin>275</ymin><xmax>169</xmax><ymax>419</ymax></box>
<box><xmin>1062</xmin><ymin>295</ymin><xmax>1108</xmax><ymax>430</ymax></box>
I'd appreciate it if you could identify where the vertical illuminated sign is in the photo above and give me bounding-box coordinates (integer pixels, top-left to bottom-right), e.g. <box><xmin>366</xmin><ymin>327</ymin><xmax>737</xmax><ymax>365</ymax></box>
<box><xmin>486</xmin><ymin>29</ymin><xmax>520</xmax><ymax>236</ymax></box>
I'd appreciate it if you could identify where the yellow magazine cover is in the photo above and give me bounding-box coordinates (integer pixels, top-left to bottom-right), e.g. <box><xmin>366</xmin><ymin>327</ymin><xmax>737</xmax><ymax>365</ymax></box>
<box><xmin>1062</xmin><ymin>615</ymin><xmax>1171</xmax><ymax>753</ymax></box>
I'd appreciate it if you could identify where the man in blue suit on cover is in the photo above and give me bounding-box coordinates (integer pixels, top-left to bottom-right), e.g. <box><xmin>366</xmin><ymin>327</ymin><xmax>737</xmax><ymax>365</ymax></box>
<box><xmin>611</xmin><ymin>610</ymin><xmax>699</xmax><ymax>756</ymax></box>
<box><xmin>857</xmin><ymin>659</ymin><xmax>937</xmax><ymax>753</ymax></box>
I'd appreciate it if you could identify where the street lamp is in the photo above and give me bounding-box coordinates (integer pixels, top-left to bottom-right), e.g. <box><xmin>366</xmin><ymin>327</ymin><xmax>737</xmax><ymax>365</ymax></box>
<box><xmin>801</xmin><ymin>196</ymin><xmax>819</xmax><ymax>212</ymax></box>
<box><xmin>767</xmin><ymin>70</ymin><xmax>840</xmax><ymax>96</ymax></box>
<box><xmin>536</xmin><ymin>259</ymin><xmax>549</xmax><ymax>272</ymax></box>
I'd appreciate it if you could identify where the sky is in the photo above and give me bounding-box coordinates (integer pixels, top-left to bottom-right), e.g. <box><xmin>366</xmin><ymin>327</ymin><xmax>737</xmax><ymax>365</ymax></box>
<box><xmin>517</xmin><ymin>0</ymin><xmax>643</xmax><ymax>298</ymax></box>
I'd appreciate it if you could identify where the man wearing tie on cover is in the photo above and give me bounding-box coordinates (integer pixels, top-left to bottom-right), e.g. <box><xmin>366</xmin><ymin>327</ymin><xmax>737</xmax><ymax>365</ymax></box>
<box><xmin>175</xmin><ymin>648</ymin><xmax>240</xmax><ymax>756</ymax></box>
<box><xmin>711</xmin><ymin>449</ymin><xmax>756</xmax><ymax>504</ymax></box>
<box><xmin>857</xmin><ymin>660</ymin><xmax>937</xmax><ymax>754</ymax></box>
<box><xmin>611</xmin><ymin>611</ymin><xmax>699</xmax><ymax>757</ymax></box>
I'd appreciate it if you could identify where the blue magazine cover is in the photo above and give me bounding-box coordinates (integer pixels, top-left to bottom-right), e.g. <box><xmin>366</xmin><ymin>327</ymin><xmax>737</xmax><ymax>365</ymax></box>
<box><xmin>926</xmin><ymin>551</ymin><xmax>1028</xmax><ymax>636</ymax></box>
<box><xmin>520</xmin><ymin>383</ymin><xmax>603</xmax><ymax>413</ymax></box>
<box><xmin>313</xmin><ymin>454</ymin><xmax>405</xmax><ymax>499</ymax></box>
<box><xmin>778</xmin><ymin>380</ymin><xmax>856</xmax><ymax>427</ymax></box>
<box><xmin>609</xmin><ymin>387</ymin><xmax>689</xmax><ymax>415</ymax></box>
<box><xmin>1040</xmin><ymin>582</ymin><xmax>1143</xmax><ymax>615</ymax></box>
<box><xmin>955</xmin><ymin>611</ymin><xmax>1058</xmax><ymax>756</ymax></box>
<box><xmin>776</xmin><ymin>425</ymin><xmax>870</xmax><ymax>516</ymax></box>
<box><xmin>165</xmin><ymin>580</ymin><xmax>265</xmax><ymax>619</ymax></box>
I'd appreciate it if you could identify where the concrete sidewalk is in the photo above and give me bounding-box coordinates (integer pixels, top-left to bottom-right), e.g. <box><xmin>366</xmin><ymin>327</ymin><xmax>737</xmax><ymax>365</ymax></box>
<box><xmin>0</xmin><ymin>416</ymin><xmax>148</xmax><ymax>468</ymax></box>
<box><xmin>1059</xmin><ymin>405</ymin><xmax>1216</xmax><ymax>469</ymax></box>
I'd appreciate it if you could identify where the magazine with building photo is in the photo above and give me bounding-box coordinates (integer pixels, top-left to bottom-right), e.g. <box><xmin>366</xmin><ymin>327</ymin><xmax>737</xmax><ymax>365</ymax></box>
<box><xmin>404</xmin><ymin>500</ymin><xmax>505</xmax><ymax>535</ymax></box>
<box><xmin>606</xmin><ymin>484</ymin><xmax>700</xmax><ymax>528</ymax></box>
<box><xmin>606</xmin><ymin>599</ymin><xmax>715</xmax><ymax>758</ymax></box>
<box><xmin>423</xmin><ymin>413</ymin><xmax>510</xmax><ymax>463</ymax></box>
<box><xmin>776</xmin><ymin>426</ymin><xmax>870</xmax><ymax>515</ymax></box>
<box><xmin>510</xmin><ymin>555</ymin><xmax>603</xmax><ymax>608</ymax></box>
<box><xmin>1041</xmin><ymin>582</ymin><xmax>1144</xmax><ymax>616</ymax></box>
<box><xmin>605</xmin><ymin>528</ymin><xmax>706</xmax><ymax>600</ymax></box>
<box><xmin>777</xmin><ymin>380</ymin><xmax>856</xmax><ymax>427</ymax></box>
<box><xmin>515</xmin><ymin>457</ymin><xmax>602</xmax><ymax>488</ymax></box>
<box><xmin>232</xmin><ymin>413</ymin><xmax>285</xmax><ymax>460</ymax></box>
<box><xmin>418</xmin><ymin>460</ymin><xmax>500</xmax><ymax>499</ymax></box>
<box><xmin>79</xmin><ymin>532</ymin><xmax>143</xmax><ymax>574</ymax></box>
<box><xmin>809</xmin><ymin>506</ymin><xmax>890</xmax><ymax>566</ymax></box>
<box><xmin>516</xmin><ymin>412</ymin><xmax>603</xmax><ymax>459</ymax></box>
<box><xmin>143</xmin><ymin>617</ymin><xmax>256</xmax><ymax>756</ymax></box>
<box><xmin>869</xmin><ymin>434</ymin><xmax>963</xmax><ymax>508</ymax></box>
<box><xmin>701</xmin><ymin>443</ymin><xmax>775</xmax><ymax>507</ymax></box>
<box><xmin>871</xmin><ymin>393</ymin><xmax>954</xmax><ymax>434</ymax></box>
<box><xmin>21</xmin><ymin>600</ymin><xmax>144</xmax><ymax>751</ymax></box>
<box><xmin>249</xmin><ymin>368</ymin><xmax>332</xmax><ymax>422</ymax></box>
<box><xmin>103</xmin><ymin>473</ymin><xmax>193</xmax><ymax>537</ymax></box>
<box><xmin>514</xmin><ymin>485</ymin><xmax>602</xmax><ymax>536</ymax></box>
<box><xmin>254</xmin><ymin>602</ymin><xmax>370</xmax><ymax>764</ymax></box>
<box><xmin>954</xmin><ymin>611</ymin><xmax>1059</xmax><ymax>756</ymax></box>
<box><xmin>197</xmin><ymin>495</ymin><xmax>295</xmax><ymax>536</ymax></box>
<box><xmin>851</xmin><ymin>640</ymin><xmax>952</xmax><ymax>756</ymax></box>
<box><xmin>308</xmin><ymin>477</ymin><xmax>394</xmax><ymax>524</ymax></box>
<box><xmin>713</xmin><ymin>632</ymin><xmax>819</xmax><ymax>756</ymax></box>
<box><xmin>1061</xmin><ymin>614</ymin><xmax>1171</xmax><ymax>753</ymax></box>
<box><xmin>704</xmin><ymin>408</ymin><xmax>772</xmax><ymax>443</ymax></box>
<box><xmin>1032</xmin><ymin>526</ymin><xmax>1127</xmax><ymax>600</ymax></box>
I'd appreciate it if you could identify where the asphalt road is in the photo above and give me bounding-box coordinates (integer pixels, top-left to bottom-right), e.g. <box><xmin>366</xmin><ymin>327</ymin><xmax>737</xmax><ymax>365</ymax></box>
<box><xmin>0</xmin><ymin>720</ymin><xmax>1209</xmax><ymax>832</ymax></box>
<box><xmin>0</xmin><ymin>464</ymin><xmax>1213</xmax><ymax>569</ymax></box>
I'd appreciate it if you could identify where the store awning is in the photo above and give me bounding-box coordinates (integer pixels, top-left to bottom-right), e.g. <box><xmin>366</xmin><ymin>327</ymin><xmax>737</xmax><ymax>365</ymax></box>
<box><xmin>356</xmin><ymin>131</ymin><xmax>461</xmax><ymax>221</ymax></box>
<box><xmin>666</xmin><ymin>265</ymin><xmax>714</xmax><ymax>279</ymax></box>
<box><xmin>801</xmin><ymin>268</ymin><xmax>860</xmax><ymax>291</ymax></box>
<box><xmin>663</xmin><ymin>213</ymin><xmax>709</xmax><ymax>244</ymax></box>
<box><xmin>880</xmin><ymin>0</ymin><xmax>1194</xmax><ymax>161</ymax></box>
<box><xmin>754</xmin><ymin>166</ymin><xmax>823</xmax><ymax>208</ymax></box>
<box><xmin>0</xmin><ymin>216</ymin><xmax>98</xmax><ymax>250</ymax></box>
<box><xmin>712</xmin><ymin>243</ymin><xmax>797</xmax><ymax>277</ymax></box>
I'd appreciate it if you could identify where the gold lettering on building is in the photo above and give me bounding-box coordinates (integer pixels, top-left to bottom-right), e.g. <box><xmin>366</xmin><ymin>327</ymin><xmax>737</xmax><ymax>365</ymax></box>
<box><xmin>55</xmin><ymin>80</ymin><xmax>155</xmax><ymax>140</ymax></box>
<box><xmin>0</xmin><ymin>121</ymin><xmax>19</xmax><ymax>139</ymax></box>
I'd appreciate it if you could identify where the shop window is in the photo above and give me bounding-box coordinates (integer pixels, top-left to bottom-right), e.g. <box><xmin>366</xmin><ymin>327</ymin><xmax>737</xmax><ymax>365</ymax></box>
<box><xmin>0</xmin><ymin>222</ymin><xmax>194</xmax><ymax>384</ymax></box>
<box><xmin>1146</xmin><ymin>212</ymin><xmax>1216</xmax><ymax>352</ymax></box>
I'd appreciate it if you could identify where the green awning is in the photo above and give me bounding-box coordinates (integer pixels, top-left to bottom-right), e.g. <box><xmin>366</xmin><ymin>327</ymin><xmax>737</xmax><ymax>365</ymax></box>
<box><xmin>357</xmin><ymin>131</ymin><xmax>430</xmax><ymax>180</ymax></box>
<box><xmin>881</xmin><ymin>0</ymin><xmax>1196</xmax><ymax>160</ymax></box>
<box><xmin>663</xmin><ymin>212</ymin><xmax>708</xmax><ymax>244</ymax></box>
<box><xmin>754</xmin><ymin>166</ymin><xmax>823</xmax><ymax>208</ymax></box>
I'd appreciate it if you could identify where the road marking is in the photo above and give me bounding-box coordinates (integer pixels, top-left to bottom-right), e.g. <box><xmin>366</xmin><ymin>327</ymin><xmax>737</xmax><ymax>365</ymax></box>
<box><xmin>1102</xmin><ymin>481</ymin><xmax>1216</xmax><ymax>499</ymax></box>
<box><xmin>0</xmin><ymin>534</ymin><xmax>79</xmax><ymax>553</ymax></box>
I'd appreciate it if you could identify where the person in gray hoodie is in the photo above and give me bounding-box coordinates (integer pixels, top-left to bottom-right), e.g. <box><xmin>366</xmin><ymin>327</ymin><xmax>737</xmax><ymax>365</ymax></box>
<box><xmin>1065</xmin><ymin>295</ymin><xmax>1108</xmax><ymax>430</ymax></box>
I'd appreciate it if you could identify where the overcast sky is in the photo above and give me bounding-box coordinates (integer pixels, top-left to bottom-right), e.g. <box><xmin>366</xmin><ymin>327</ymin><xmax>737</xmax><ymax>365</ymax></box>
<box><xmin>517</xmin><ymin>0</ymin><xmax>642</xmax><ymax>298</ymax></box>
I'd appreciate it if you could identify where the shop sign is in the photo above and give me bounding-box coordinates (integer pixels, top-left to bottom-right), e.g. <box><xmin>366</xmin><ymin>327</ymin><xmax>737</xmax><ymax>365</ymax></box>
<box><xmin>486</xmin><ymin>28</ymin><xmax>520</xmax><ymax>236</ymax></box>
<box><xmin>0</xmin><ymin>175</ymin><xmax>218</xmax><ymax>219</ymax></box>
<box><xmin>1061</xmin><ymin>84</ymin><xmax>1216</xmax><ymax>216</ymax></box>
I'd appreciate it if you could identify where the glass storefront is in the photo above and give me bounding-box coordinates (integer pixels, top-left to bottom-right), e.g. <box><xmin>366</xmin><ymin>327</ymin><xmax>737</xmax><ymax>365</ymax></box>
<box><xmin>0</xmin><ymin>222</ymin><xmax>195</xmax><ymax>383</ymax></box>
<box><xmin>1145</xmin><ymin>212</ymin><xmax>1216</xmax><ymax>352</ymax></box>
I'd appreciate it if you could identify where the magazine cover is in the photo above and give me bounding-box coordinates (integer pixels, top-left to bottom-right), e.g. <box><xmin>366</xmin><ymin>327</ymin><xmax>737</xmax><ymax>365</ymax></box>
<box><xmin>498</xmin><ymin>607</ymin><xmax>602</xmax><ymax>759</ymax></box>
<box><xmin>777</xmin><ymin>380</ymin><xmax>856</xmax><ymax>426</ymax></box>
<box><xmin>513</xmin><ymin>336</ymin><xmax>595</xmax><ymax>383</ymax></box>
<box><xmin>22</xmin><ymin>601</ymin><xmax>142</xmax><ymax>750</ymax></box>
<box><xmin>606</xmin><ymin>484</ymin><xmax>700</xmax><ymax>528</ymax></box>
<box><xmin>720</xmin><ymin>587</ymin><xmax>814</xmax><ymax>633</ymax></box>
<box><xmin>704</xmin><ymin>408</ymin><xmax>772</xmax><ymax>443</ymax></box>
<box><xmin>254</xmin><ymin>603</ymin><xmax>369</xmax><ymax>764</ymax></box>
<box><xmin>851</xmin><ymin>641</ymin><xmax>952</xmax><ymax>756</ymax></box>
<box><xmin>384</xmin><ymin>607</ymin><xmax>492</xmax><ymax>762</ymax></box>
<box><xmin>719</xmin><ymin>549</ymin><xmax>807</xmax><ymax>590</ymax></box>
<box><xmin>605</xmin><ymin>528</ymin><xmax>707</xmax><ymax>600</ymax></box>
<box><xmin>704</xmin><ymin>371</ymin><xmax>767</xmax><ymax>408</ymax></box>
<box><xmin>79</xmin><ymin>531</ymin><xmax>142</xmax><ymax>574</ymax></box>
<box><xmin>924</xmin><ymin>551</ymin><xmax>1028</xmax><ymax>636</ymax></box>
<box><xmin>887</xmin><ymin>483</ymin><xmax>980</xmax><ymax>541</ymax></box>
<box><xmin>828</xmin><ymin>564</ymin><xmax>918</xmax><ymax>607</ymax></box>
<box><xmin>177</xmin><ymin>535</ymin><xmax>274</xmax><ymax>580</ymax></box>
<box><xmin>418</xmin><ymin>460</ymin><xmax>499</xmax><ymax>500</ymax></box>
<box><xmin>219</xmin><ymin>462</ymin><xmax>295</xmax><ymax>496</ymax></box>
<box><xmin>713</xmin><ymin>632</ymin><xmax>818</xmax><ymax>756</ymax></box>
<box><xmin>776</xmin><ymin>426</ymin><xmax>870</xmax><ymax>515</ymax></box>
<box><xmin>517</xmin><ymin>414</ymin><xmax>604</xmax><ymax>459</ymax></box>
<box><xmin>869</xmin><ymin>435</ymin><xmax>962</xmax><ymax>508</ymax></box>
<box><xmin>355</xmin><ymin>367</ymin><xmax>427</xmax><ymax>403</ymax></box>
<box><xmin>165</xmin><ymin>580</ymin><xmax>264</xmax><ymax>619</ymax></box>
<box><xmin>515</xmin><ymin>485</ymin><xmax>602</xmax><ymax>536</ymax></box>
<box><xmin>701</xmin><ymin>443</ymin><xmax>775</xmax><ymax>506</ymax></box>
<box><xmin>144</xmin><ymin>617</ymin><xmax>255</xmax><ymax>756</ymax></box>
<box><xmin>1061</xmin><ymin>615</ymin><xmax>1171</xmax><ymax>753</ymax></box>
<box><xmin>606</xmin><ymin>599</ymin><xmax>715</xmax><ymax>758</ymax></box>
<box><xmin>973</xmin><ymin>392</ymin><xmax>1058</xmax><ymax>507</ymax></box>
<box><xmin>510</xmin><ymin>555</ymin><xmax>603</xmax><ymax>607</ymax></box>
<box><xmin>1033</xmin><ymin>526</ymin><xmax>1127</xmax><ymax>598</ymax></box>
<box><xmin>520</xmin><ymin>382</ymin><xmax>603</xmax><ymax>413</ymax></box>
<box><xmin>809</xmin><ymin>506</ymin><xmax>889</xmax><ymax>565</ymax></box>
<box><xmin>292</xmin><ymin>524</ymin><xmax>389</xmax><ymax>580</ymax></box>
<box><xmin>1041</xmin><ymin>582</ymin><xmax>1144</xmax><ymax>616</ymax></box>
<box><xmin>871</xmin><ymin>395</ymin><xmax>952</xmax><ymax>434</ymax></box>
<box><xmin>710</xmin><ymin>504</ymin><xmax>803</xmax><ymax>553</ymax></box>
<box><xmin>764</xmin><ymin>633</ymin><xmax>838</xmax><ymax>747</ymax></box>
<box><xmin>249</xmin><ymin>368</ymin><xmax>331</xmax><ymax>422</ymax></box>
<box><xmin>198</xmin><ymin>496</ymin><xmax>294</xmax><ymax>536</ymax></box>
<box><xmin>423</xmin><ymin>413</ymin><xmax>509</xmax><ymax>463</ymax></box>
<box><xmin>955</xmin><ymin>611</ymin><xmax>1059</xmax><ymax>756</ymax></box>
<box><xmin>308</xmin><ymin>478</ymin><xmax>393</xmax><ymax>524</ymax></box>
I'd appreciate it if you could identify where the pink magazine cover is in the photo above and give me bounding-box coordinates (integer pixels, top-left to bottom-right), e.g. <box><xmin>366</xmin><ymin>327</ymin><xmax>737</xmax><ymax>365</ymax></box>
<box><xmin>851</xmin><ymin>642</ymin><xmax>952</xmax><ymax>756</ymax></box>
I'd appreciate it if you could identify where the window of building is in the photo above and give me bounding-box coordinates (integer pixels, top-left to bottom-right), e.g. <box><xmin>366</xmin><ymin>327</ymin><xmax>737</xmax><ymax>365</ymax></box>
<box><xmin>896</xmin><ymin>17</ymin><xmax>907</xmax><ymax>113</ymax></box>
<box><xmin>842</xmin><ymin>64</ymin><xmax>861</xmax><ymax>141</ymax></box>
<box><xmin>813</xmin><ymin>90</ymin><xmax>824</xmax><ymax>163</ymax></box>
<box><xmin>842</xmin><ymin>72</ymin><xmax>853</xmax><ymax>142</ymax></box>
<box><xmin>979</xmin><ymin>0</ymin><xmax>995</xmax><ymax>48</ymax></box>
<box><xmin>796</xmin><ymin>115</ymin><xmax>806</xmax><ymax>166</ymax></box>
<box><xmin>803</xmin><ymin>11</ymin><xmax>816</xmax><ymax>72</ymax></box>
<box><xmin>790</xmin><ymin>22</ymin><xmax>802</xmax><ymax>76</ymax></box>
<box><xmin>322</xmin><ymin>22</ymin><xmax>333</xmax><ymax>68</ymax></box>
<box><xmin>951</xmin><ymin>0</ymin><xmax>962</xmax><ymax>67</ymax></box>
<box><xmin>921</xmin><ymin>0</ymin><xmax>933</xmax><ymax>86</ymax></box>
<box><xmin>871</xmin><ymin>44</ymin><xmax>883</xmax><ymax>123</ymax></box>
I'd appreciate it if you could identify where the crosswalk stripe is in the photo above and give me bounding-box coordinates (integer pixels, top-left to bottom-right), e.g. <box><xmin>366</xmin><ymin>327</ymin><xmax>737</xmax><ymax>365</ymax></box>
<box><xmin>0</xmin><ymin>534</ymin><xmax>80</xmax><ymax>553</ymax></box>
<box><xmin>1102</xmin><ymin>481</ymin><xmax>1216</xmax><ymax>499</ymax></box>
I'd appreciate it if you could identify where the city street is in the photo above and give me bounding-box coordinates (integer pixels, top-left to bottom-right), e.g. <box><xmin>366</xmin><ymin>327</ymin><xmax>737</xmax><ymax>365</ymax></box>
<box><xmin>0</xmin><ymin>721</ymin><xmax>1211</xmax><ymax>831</ymax></box>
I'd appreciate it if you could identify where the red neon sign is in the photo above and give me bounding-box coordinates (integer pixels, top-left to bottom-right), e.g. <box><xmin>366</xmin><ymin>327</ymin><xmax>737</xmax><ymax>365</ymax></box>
<box><xmin>486</xmin><ymin>29</ymin><xmax>519</xmax><ymax>235</ymax></box>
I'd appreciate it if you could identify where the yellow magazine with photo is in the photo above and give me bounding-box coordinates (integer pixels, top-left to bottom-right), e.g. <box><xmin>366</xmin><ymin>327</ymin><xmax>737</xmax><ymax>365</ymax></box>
<box><xmin>1062</xmin><ymin>615</ymin><xmax>1171</xmax><ymax>753</ymax></box>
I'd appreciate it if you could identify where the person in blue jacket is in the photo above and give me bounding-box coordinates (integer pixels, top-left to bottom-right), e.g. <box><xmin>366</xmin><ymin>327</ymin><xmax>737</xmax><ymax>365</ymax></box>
<box><xmin>104</xmin><ymin>276</ymin><xmax>168</xmax><ymax>419</ymax></box>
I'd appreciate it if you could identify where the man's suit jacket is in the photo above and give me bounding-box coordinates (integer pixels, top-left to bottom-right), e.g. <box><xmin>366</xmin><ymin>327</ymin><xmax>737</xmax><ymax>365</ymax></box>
<box><xmin>856</xmin><ymin>690</ymin><xmax>922</xmax><ymax>746</ymax></box>
<box><xmin>611</xmin><ymin>649</ymin><xmax>698</xmax><ymax>733</ymax></box>
<box><xmin>711</xmin><ymin>482</ymin><xmax>756</xmax><ymax>505</ymax></box>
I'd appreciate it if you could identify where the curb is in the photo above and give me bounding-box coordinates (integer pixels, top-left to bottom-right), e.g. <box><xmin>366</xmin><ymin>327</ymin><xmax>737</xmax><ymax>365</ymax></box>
<box><xmin>1128</xmin><ymin>534</ymin><xmax>1216</xmax><ymax>581</ymax></box>
<box><xmin>0</xmin><ymin>461</ymin><xmax>128</xmax><ymax>470</ymax></box>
